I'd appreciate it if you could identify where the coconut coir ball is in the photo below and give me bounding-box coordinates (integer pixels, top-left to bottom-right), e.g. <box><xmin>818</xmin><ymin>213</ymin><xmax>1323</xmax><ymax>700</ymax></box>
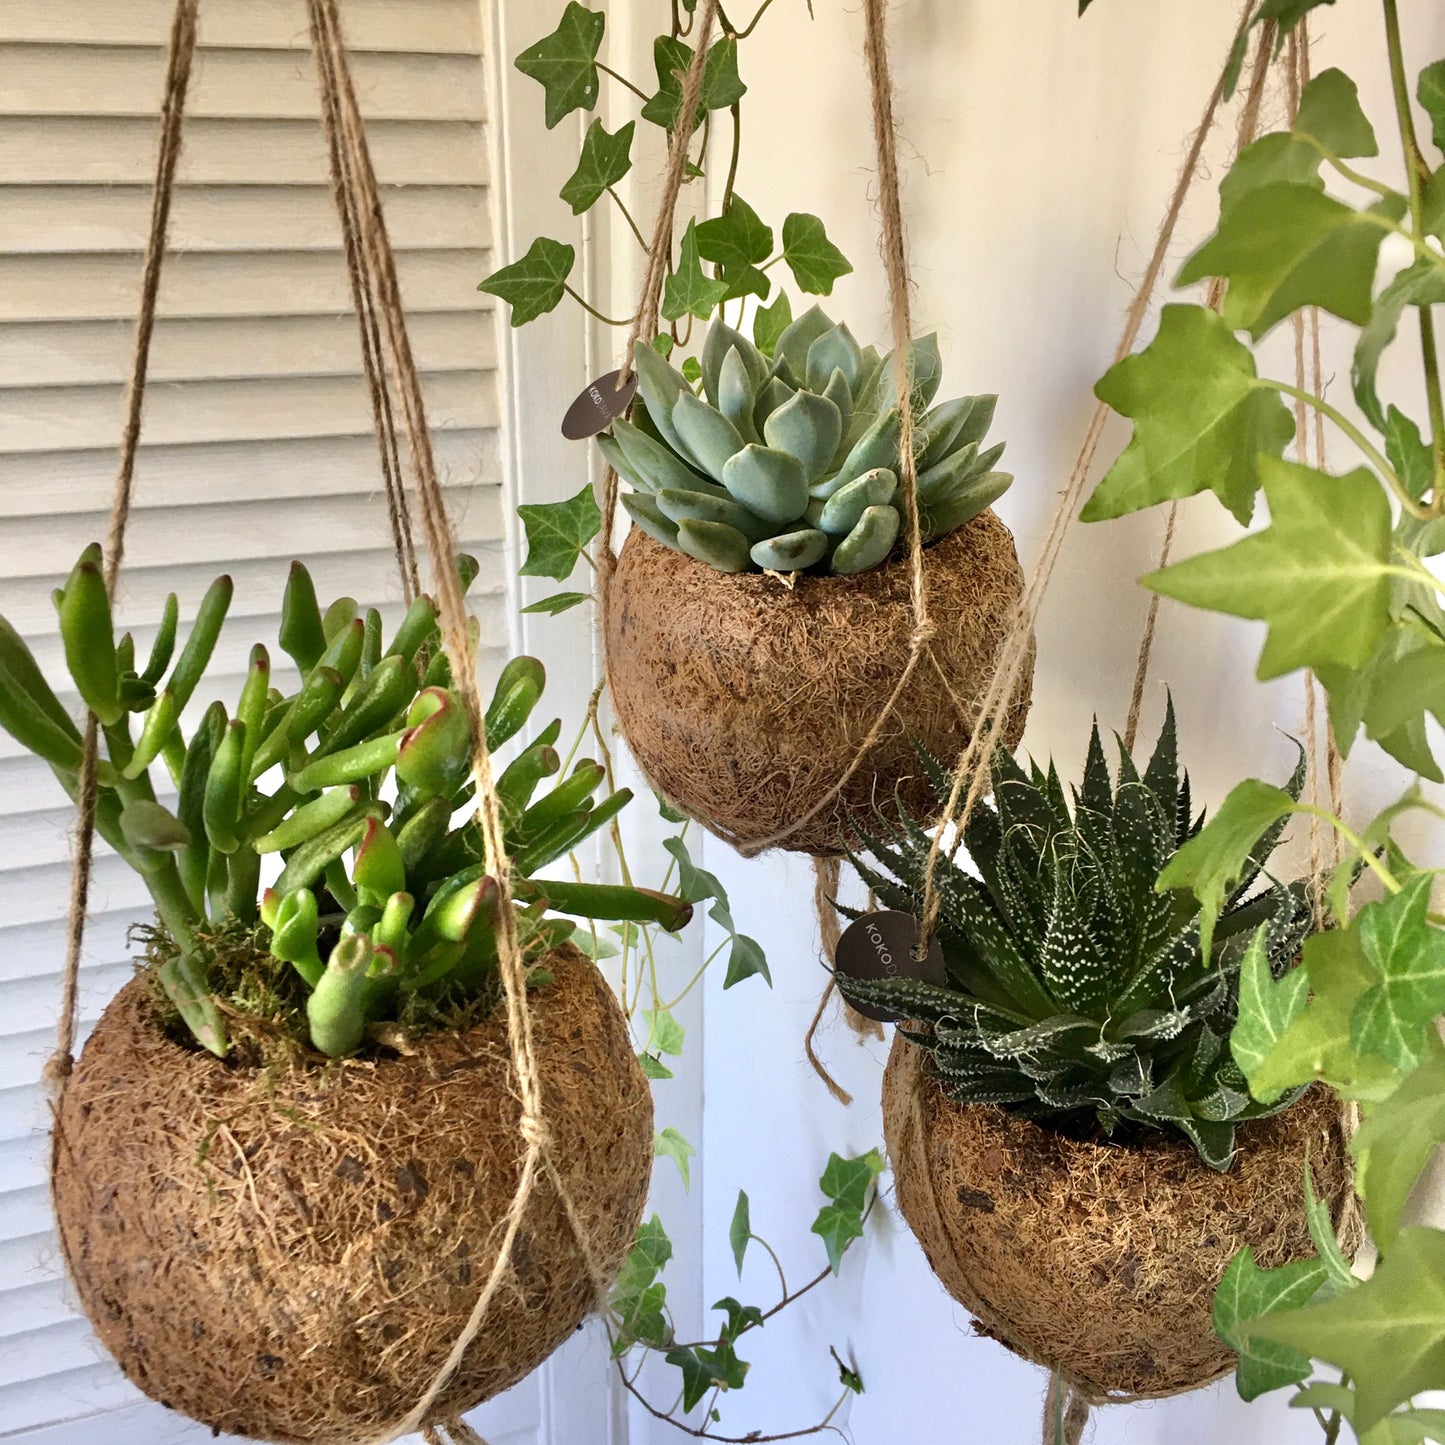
<box><xmin>883</xmin><ymin>1034</ymin><xmax>1359</xmax><ymax>1400</ymax></box>
<box><xmin>605</xmin><ymin>510</ymin><xmax>1032</xmax><ymax>857</ymax></box>
<box><xmin>53</xmin><ymin>944</ymin><xmax>650</xmax><ymax>1444</ymax></box>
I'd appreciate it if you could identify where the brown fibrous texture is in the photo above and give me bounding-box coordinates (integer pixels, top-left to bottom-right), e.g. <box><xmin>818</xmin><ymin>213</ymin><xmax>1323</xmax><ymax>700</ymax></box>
<box><xmin>604</xmin><ymin>513</ymin><xmax>1033</xmax><ymax>857</ymax></box>
<box><xmin>53</xmin><ymin>944</ymin><xmax>651</xmax><ymax>1444</ymax></box>
<box><xmin>882</xmin><ymin>1035</ymin><xmax>1360</xmax><ymax>1401</ymax></box>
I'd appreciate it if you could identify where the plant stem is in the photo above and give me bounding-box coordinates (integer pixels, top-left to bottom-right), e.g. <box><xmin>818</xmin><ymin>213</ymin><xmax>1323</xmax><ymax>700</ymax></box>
<box><xmin>564</xmin><ymin>284</ymin><xmax>637</xmax><ymax>328</ymax></box>
<box><xmin>1261</xmin><ymin>379</ymin><xmax>1428</xmax><ymax>516</ymax></box>
<box><xmin>598</xmin><ymin>62</ymin><xmax>650</xmax><ymax>103</ymax></box>
<box><xmin>1382</xmin><ymin>0</ymin><xmax>1445</xmax><ymax>497</ymax></box>
<box><xmin>722</xmin><ymin>102</ymin><xmax>743</xmax><ymax>214</ymax></box>
<box><xmin>735</xmin><ymin>0</ymin><xmax>779</xmax><ymax>40</ymax></box>
<box><xmin>1295</xmin><ymin>804</ymin><xmax>1402</xmax><ymax>894</ymax></box>
<box><xmin>608</xmin><ymin>186</ymin><xmax>649</xmax><ymax>251</ymax></box>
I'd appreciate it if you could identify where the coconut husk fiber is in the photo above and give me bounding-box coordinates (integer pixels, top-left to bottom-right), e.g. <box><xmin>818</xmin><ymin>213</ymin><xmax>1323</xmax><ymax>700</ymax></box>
<box><xmin>52</xmin><ymin>943</ymin><xmax>651</xmax><ymax>1445</ymax></box>
<box><xmin>604</xmin><ymin>512</ymin><xmax>1032</xmax><ymax>858</ymax></box>
<box><xmin>882</xmin><ymin>1034</ymin><xmax>1360</xmax><ymax>1401</ymax></box>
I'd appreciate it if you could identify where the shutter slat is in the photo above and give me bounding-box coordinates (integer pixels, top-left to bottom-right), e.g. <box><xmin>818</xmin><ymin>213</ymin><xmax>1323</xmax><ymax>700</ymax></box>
<box><xmin>0</xmin><ymin>46</ymin><xmax>487</xmax><ymax>123</ymax></box>
<box><xmin>0</xmin><ymin>117</ymin><xmax>488</xmax><ymax>185</ymax></box>
<box><xmin>0</xmin><ymin>1282</ymin><xmax>79</xmax><ymax>1340</ymax></box>
<box><xmin>0</xmin><ymin>250</ymin><xmax>492</xmax><ymax>323</ymax></box>
<box><xmin>0</xmin><ymin>429</ymin><xmax>498</xmax><ymax>518</ymax></box>
<box><xmin>0</xmin><ymin>0</ymin><xmax>483</xmax><ymax>53</ymax></box>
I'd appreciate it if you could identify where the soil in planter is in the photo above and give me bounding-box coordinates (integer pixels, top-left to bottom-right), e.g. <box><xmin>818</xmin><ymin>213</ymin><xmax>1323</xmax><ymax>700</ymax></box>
<box><xmin>53</xmin><ymin>943</ymin><xmax>651</xmax><ymax>1445</ymax></box>
<box><xmin>605</xmin><ymin>512</ymin><xmax>1033</xmax><ymax>857</ymax></box>
<box><xmin>883</xmin><ymin>1034</ymin><xmax>1359</xmax><ymax>1400</ymax></box>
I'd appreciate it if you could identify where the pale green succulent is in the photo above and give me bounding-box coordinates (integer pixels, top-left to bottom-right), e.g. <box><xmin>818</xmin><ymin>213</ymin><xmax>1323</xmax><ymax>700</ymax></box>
<box><xmin>599</xmin><ymin>304</ymin><xmax>1012</xmax><ymax>576</ymax></box>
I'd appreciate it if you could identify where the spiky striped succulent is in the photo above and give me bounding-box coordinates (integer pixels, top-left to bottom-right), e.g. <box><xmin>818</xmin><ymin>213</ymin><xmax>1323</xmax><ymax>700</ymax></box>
<box><xmin>836</xmin><ymin>703</ymin><xmax>1313</xmax><ymax>1169</ymax></box>
<box><xmin>600</xmin><ymin>304</ymin><xmax>1012</xmax><ymax>576</ymax></box>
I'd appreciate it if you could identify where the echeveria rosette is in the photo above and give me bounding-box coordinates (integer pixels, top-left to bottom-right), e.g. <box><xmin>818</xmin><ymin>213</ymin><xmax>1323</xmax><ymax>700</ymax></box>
<box><xmin>835</xmin><ymin>701</ymin><xmax>1315</xmax><ymax>1170</ymax></box>
<box><xmin>600</xmin><ymin>303</ymin><xmax>1013</xmax><ymax>577</ymax></box>
<box><xmin>0</xmin><ymin>550</ymin><xmax>690</xmax><ymax>1060</ymax></box>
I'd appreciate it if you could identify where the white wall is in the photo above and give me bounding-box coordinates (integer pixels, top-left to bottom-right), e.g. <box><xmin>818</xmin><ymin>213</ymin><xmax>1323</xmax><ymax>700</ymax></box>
<box><xmin>649</xmin><ymin>3</ymin><xmax>1445</xmax><ymax>1443</ymax></box>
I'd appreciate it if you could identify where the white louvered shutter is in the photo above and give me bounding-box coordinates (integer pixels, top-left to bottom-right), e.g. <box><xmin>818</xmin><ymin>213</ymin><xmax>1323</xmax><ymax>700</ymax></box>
<box><xmin>0</xmin><ymin>3</ymin><xmax>515</xmax><ymax>1436</ymax></box>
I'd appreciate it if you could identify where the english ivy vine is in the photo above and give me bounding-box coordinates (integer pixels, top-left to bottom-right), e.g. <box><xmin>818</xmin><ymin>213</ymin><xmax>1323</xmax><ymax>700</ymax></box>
<box><xmin>1082</xmin><ymin>0</ymin><xmax>1445</xmax><ymax>1438</ymax></box>
<box><xmin>489</xmin><ymin>5</ymin><xmax>877</xmax><ymax>1436</ymax></box>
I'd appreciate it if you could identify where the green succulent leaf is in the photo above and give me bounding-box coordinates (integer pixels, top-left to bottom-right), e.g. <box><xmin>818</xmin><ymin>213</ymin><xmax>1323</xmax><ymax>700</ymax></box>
<box><xmin>1352</xmin><ymin>1033</ymin><xmax>1445</xmax><ymax>1251</ymax></box>
<box><xmin>1351</xmin><ymin>876</ymin><xmax>1445</xmax><ymax>1070</ymax></box>
<box><xmin>1084</xmin><ymin>305</ymin><xmax>1294</xmax><ymax>524</ymax></box>
<box><xmin>514</xmin><ymin>3</ymin><xmax>605</xmax><ymax>128</ymax></box>
<box><xmin>781</xmin><ymin>212</ymin><xmax>853</xmax><ymax>296</ymax></box>
<box><xmin>560</xmin><ymin>118</ymin><xmax>634</xmax><ymax>214</ymax></box>
<box><xmin>662</xmin><ymin>219</ymin><xmax>731</xmax><ymax>324</ymax></box>
<box><xmin>478</xmin><ymin>236</ymin><xmax>576</xmax><ymax>326</ymax></box>
<box><xmin>1247</xmin><ymin>1229</ymin><xmax>1445</xmax><ymax>1431</ymax></box>
<box><xmin>1145</xmin><ymin>459</ymin><xmax>1394</xmax><ymax>680</ymax></box>
<box><xmin>811</xmin><ymin>1149</ymin><xmax>885</xmax><ymax>1275</ymax></box>
<box><xmin>1180</xmin><ymin>184</ymin><xmax>1396</xmax><ymax>339</ymax></box>
<box><xmin>517</xmin><ymin>483</ymin><xmax>602</xmax><ymax>581</ymax></box>
<box><xmin>1213</xmin><ymin>1248</ymin><xmax>1328</xmax><ymax>1400</ymax></box>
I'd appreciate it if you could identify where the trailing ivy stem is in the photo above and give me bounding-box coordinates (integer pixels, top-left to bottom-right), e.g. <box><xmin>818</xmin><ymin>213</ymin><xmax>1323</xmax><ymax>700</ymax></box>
<box><xmin>734</xmin><ymin>0</ymin><xmax>779</xmax><ymax>40</ymax></box>
<box><xmin>722</xmin><ymin>102</ymin><xmax>743</xmax><ymax>213</ymax></box>
<box><xmin>657</xmin><ymin>938</ymin><xmax>729</xmax><ymax>1012</ymax></box>
<box><xmin>1261</xmin><ymin>379</ymin><xmax>1428</xmax><ymax>517</ymax></box>
<box><xmin>1294</xmin><ymin>804</ymin><xmax>1402</xmax><ymax>894</ymax></box>
<box><xmin>608</xmin><ymin>187</ymin><xmax>649</xmax><ymax>251</ymax></box>
<box><xmin>597</xmin><ymin>62</ymin><xmax>650</xmax><ymax>103</ymax></box>
<box><xmin>1382</xmin><ymin>0</ymin><xmax>1445</xmax><ymax>493</ymax></box>
<box><xmin>564</xmin><ymin>284</ymin><xmax>637</xmax><ymax>328</ymax></box>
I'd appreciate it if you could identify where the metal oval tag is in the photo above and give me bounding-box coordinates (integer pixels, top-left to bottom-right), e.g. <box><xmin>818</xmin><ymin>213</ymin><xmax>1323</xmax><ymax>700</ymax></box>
<box><xmin>561</xmin><ymin>368</ymin><xmax>637</xmax><ymax>440</ymax></box>
<box><xmin>833</xmin><ymin>910</ymin><xmax>946</xmax><ymax>1023</ymax></box>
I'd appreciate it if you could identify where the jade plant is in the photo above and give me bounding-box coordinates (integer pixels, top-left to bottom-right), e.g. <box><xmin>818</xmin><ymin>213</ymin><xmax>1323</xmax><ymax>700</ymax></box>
<box><xmin>0</xmin><ymin>545</ymin><xmax>689</xmax><ymax>1059</ymax></box>
<box><xmin>1077</xmin><ymin>3</ymin><xmax>1445</xmax><ymax>1435</ymax></box>
<box><xmin>835</xmin><ymin>703</ymin><xmax>1314</xmax><ymax>1170</ymax></box>
<box><xmin>605</xmin><ymin>305</ymin><xmax>1011</xmax><ymax>575</ymax></box>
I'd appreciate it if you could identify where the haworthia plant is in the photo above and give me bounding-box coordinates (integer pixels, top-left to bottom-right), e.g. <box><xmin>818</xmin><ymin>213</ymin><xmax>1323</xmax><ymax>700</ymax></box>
<box><xmin>0</xmin><ymin>550</ymin><xmax>691</xmax><ymax>1059</ymax></box>
<box><xmin>601</xmin><ymin>302</ymin><xmax>1012</xmax><ymax>577</ymax></box>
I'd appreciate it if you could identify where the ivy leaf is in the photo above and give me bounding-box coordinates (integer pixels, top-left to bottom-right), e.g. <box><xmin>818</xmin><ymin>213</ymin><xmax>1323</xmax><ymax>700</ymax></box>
<box><xmin>643</xmin><ymin>1006</ymin><xmax>686</xmax><ymax>1056</ymax></box>
<box><xmin>478</xmin><ymin>236</ymin><xmax>576</xmax><ymax>326</ymax></box>
<box><xmin>1420</xmin><ymin>61</ymin><xmax>1445</xmax><ymax>155</ymax></box>
<box><xmin>1247</xmin><ymin>1228</ymin><xmax>1445</xmax><ymax>1431</ymax></box>
<box><xmin>662</xmin><ymin>219</ymin><xmax>730</xmax><ymax>323</ymax></box>
<box><xmin>1223</xmin><ymin>0</ymin><xmax>1339</xmax><ymax>98</ymax></box>
<box><xmin>753</xmin><ymin>291</ymin><xmax>793</xmax><ymax>356</ymax></box>
<box><xmin>610</xmin><ymin>1214</ymin><xmax>674</xmax><ymax>1352</ymax></box>
<box><xmin>1220</xmin><ymin>133</ymin><xmax>1327</xmax><ymax>217</ymax></box>
<box><xmin>641</xmin><ymin>35</ymin><xmax>746</xmax><ymax>130</ymax></box>
<box><xmin>1296</xmin><ymin>67</ymin><xmax>1379</xmax><ymax>158</ymax></box>
<box><xmin>519</xmin><ymin>590</ymin><xmax>590</xmax><ymax>616</ymax></box>
<box><xmin>514</xmin><ymin>3</ymin><xmax>605</xmax><ymax>129</ymax></box>
<box><xmin>811</xmin><ymin>1149</ymin><xmax>885</xmax><ymax>1275</ymax></box>
<box><xmin>696</xmin><ymin>196</ymin><xmax>775</xmax><ymax>301</ymax></box>
<box><xmin>560</xmin><ymin>119</ymin><xmax>635</xmax><ymax>214</ymax></box>
<box><xmin>1180</xmin><ymin>184</ymin><xmax>1394</xmax><ymax>339</ymax></box>
<box><xmin>782</xmin><ymin>212</ymin><xmax>853</xmax><ymax>295</ymax></box>
<box><xmin>1303</xmin><ymin>1161</ymin><xmax>1358</xmax><ymax>1295</ymax></box>
<box><xmin>1156</xmin><ymin>778</ymin><xmax>1295</xmax><ymax>960</ymax></box>
<box><xmin>656</xmin><ymin>1127</ymin><xmax>696</xmax><ymax>1191</ymax></box>
<box><xmin>665</xmin><ymin>1339</ymin><xmax>749</xmax><ymax>1411</ymax></box>
<box><xmin>638</xmin><ymin>1051</ymin><xmax>674</xmax><ymax>1080</ymax></box>
<box><xmin>1230</xmin><ymin>929</ymin><xmax>1309</xmax><ymax>1101</ymax></box>
<box><xmin>1386</xmin><ymin>406</ymin><xmax>1437</xmax><ymax>502</ymax></box>
<box><xmin>831</xmin><ymin>1345</ymin><xmax>865</xmax><ymax>1394</ymax></box>
<box><xmin>1425</xmin><ymin>168</ymin><xmax>1445</xmax><ymax>241</ymax></box>
<box><xmin>1351</xmin><ymin>876</ymin><xmax>1445</xmax><ymax>1070</ymax></box>
<box><xmin>1083</xmin><ymin>305</ymin><xmax>1293</xmax><ymax>524</ymax></box>
<box><xmin>655</xmin><ymin>790</ymin><xmax>687</xmax><ymax>822</ymax></box>
<box><xmin>1248</xmin><ymin>927</ymin><xmax>1400</xmax><ymax>1104</ymax></box>
<box><xmin>724</xmin><ymin>930</ymin><xmax>771</xmax><ymax>988</ymax></box>
<box><xmin>1213</xmin><ymin>1248</ymin><xmax>1328</xmax><ymax>1400</ymax></box>
<box><xmin>1144</xmin><ymin>458</ymin><xmax>1394</xmax><ymax>679</ymax></box>
<box><xmin>663</xmin><ymin>835</ymin><xmax>727</xmax><ymax>905</ymax></box>
<box><xmin>517</xmin><ymin>483</ymin><xmax>602</xmax><ymax>580</ymax></box>
<box><xmin>1353</xmin><ymin>259</ymin><xmax>1445</xmax><ymax>432</ymax></box>
<box><xmin>712</xmin><ymin>1295</ymin><xmax>765</xmax><ymax>1340</ymax></box>
<box><xmin>1353</xmin><ymin>1034</ymin><xmax>1445</xmax><ymax>1251</ymax></box>
<box><xmin>729</xmin><ymin>1190</ymin><xmax>751</xmax><ymax>1275</ymax></box>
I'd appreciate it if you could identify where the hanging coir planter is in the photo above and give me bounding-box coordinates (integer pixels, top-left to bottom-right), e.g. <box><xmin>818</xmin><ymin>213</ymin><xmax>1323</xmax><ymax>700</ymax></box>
<box><xmin>835</xmin><ymin>708</ymin><xmax>1360</xmax><ymax>1400</ymax></box>
<box><xmin>600</xmin><ymin>308</ymin><xmax>1032</xmax><ymax>858</ymax></box>
<box><xmin>54</xmin><ymin>943</ymin><xmax>651</xmax><ymax>1444</ymax></box>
